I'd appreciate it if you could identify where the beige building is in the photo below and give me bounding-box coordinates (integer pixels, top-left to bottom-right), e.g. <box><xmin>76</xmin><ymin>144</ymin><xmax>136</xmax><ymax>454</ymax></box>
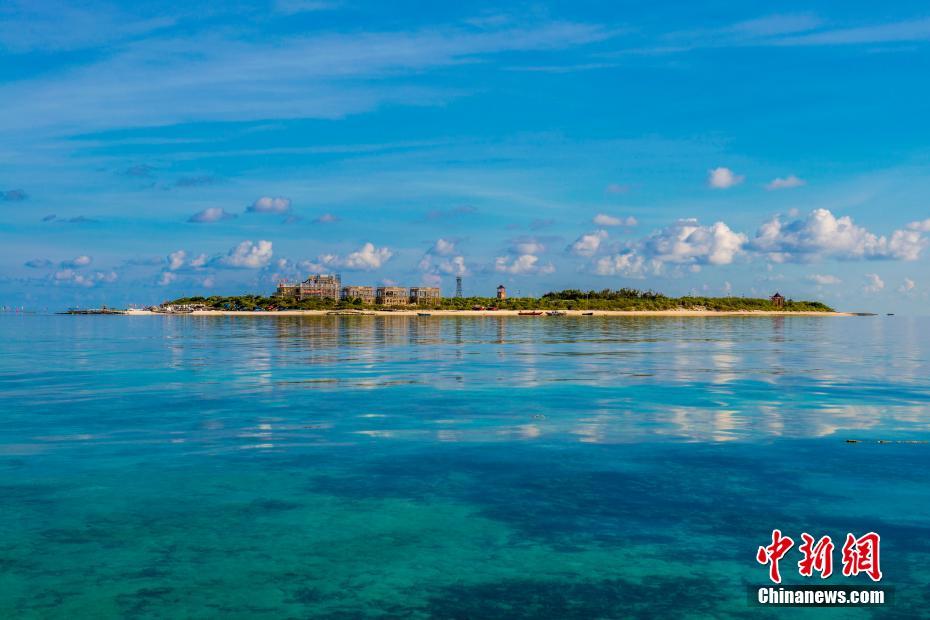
<box><xmin>376</xmin><ymin>286</ymin><xmax>409</xmax><ymax>306</ymax></box>
<box><xmin>277</xmin><ymin>274</ymin><xmax>341</xmax><ymax>301</ymax></box>
<box><xmin>342</xmin><ymin>286</ymin><xmax>375</xmax><ymax>304</ymax></box>
<box><xmin>409</xmin><ymin>287</ymin><xmax>440</xmax><ymax>305</ymax></box>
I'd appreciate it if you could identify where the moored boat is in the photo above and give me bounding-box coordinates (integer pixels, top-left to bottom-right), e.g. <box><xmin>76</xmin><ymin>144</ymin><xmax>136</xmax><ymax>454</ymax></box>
<box><xmin>518</xmin><ymin>311</ymin><xmax>543</xmax><ymax>316</ymax></box>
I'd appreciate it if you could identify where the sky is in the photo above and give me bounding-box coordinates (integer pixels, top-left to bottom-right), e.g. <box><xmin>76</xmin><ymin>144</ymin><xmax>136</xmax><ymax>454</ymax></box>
<box><xmin>2</xmin><ymin>1</ymin><xmax>930</xmax><ymax>312</ymax></box>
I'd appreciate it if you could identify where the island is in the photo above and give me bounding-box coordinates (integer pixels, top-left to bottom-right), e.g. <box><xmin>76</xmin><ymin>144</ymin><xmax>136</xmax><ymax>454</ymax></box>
<box><xmin>121</xmin><ymin>280</ymin><xmax>844</xmax><ymax>316</ymax></box>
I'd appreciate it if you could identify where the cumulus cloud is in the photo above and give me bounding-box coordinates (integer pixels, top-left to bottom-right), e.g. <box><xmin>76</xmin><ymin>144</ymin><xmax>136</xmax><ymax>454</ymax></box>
<box><xmin>343</xmin><ymin>242</ymin><xmax>392</xmax><ymax>270</ymax></box>
<box><xmin>708</xmin><ymin>167</ymin><xmax>744</xmax><ymax>189</ymax></box>
<box><xmin>157</xmin><ymin>271</ymin><xmax>177</xmax><ymax>286</ymax></box>
<box><xmin>168</xmin><ymin>250</ymin><xmax>187</xmax><ymax>271</ymax></box>
<box><xmin>54</xmin><ymin>269</ymin><xmax>117</xmax><ymax>287</ymax></box>
<box><xmin>643</xmin><ymin>219</ymin><xmax>746</xmax><ymax>265</ymax></box>
<box><xmin>188</xmin><ymin>207</ymin><xmax>236</xmax><ymax>223</ymax></box>
<box><xmin>419</xmin><ymin>238</ymin><xmax>467</xmax><ymax>278</ymax></box>
<box><xmin>60</xmin><ymin>255</ymin><xmax>92</xmax><ymax>268</ymax></box>
<box><xmin>593</xmin><ymin>214</ymin><xmax>637</xmax><ymax>227</ymax></box>
<box><xmin>907</xmin><ymin>218</ymin><xmax>930</xmax><ymax>232</ymax></box>
<box><xmin>751</xmin><ymin>209</ymin><xmax>926</xmax><ymax>262</ymax></box>
<box><xmin>431</xmin><ymin>238</ymin><xmax>456</xmax><ymax>256</ymax></box>
<box><xmin>863</xmin><ymin>273</ymin><xmax>884</xmax><ymax>294</ymax></box>
<box><xmin>2</xmin><ymin>189</ymin><xmax>28</xmax><ymax>201</ymax></box>
<box><xmin>765</xmin><ymin>175</ymin><xmax>806</xmax><ymax>190</ymax></box>
<box><xmin>495</xmin><ymin>254</ymin><xmax>555</xmax><ymax>275</ymax></box>
<box><xmin>899</xmin><ymin>278</ymin><xmax>916</xmax><ymax>293</ymax></box>
<box><xmin>215</xmin><ymin>240</ymin><xmax>273</xmax><ymax>269</ymax></box>
<box><xmin>806</xmin><ymin>274</ymin><xmax>841</xmax><ymax>285</ymax></box>
<box><xmin>570</xmin><ymin>230</ymin><xmax>608</xmax><ymax>257</ymax></box>
<box><xmin>594</xmin><ymin>252</ymin><xmax>649</xmax><ymax>278</ymax></box>
<box><xmin>247</xmin><ymin>196</ymin><xmax>291</xmax><ymax>214</ymax></box>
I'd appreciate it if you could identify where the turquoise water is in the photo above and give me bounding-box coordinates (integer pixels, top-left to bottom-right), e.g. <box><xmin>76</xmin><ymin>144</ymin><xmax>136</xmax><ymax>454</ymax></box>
<box><xmin>1</xmin><ymin>315</ymin><xmax>929</xmax><ymax>618</ymax></box>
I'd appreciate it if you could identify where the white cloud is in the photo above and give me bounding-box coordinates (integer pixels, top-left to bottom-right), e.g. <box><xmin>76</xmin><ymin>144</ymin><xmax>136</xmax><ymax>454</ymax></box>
<box><xmin>751</xmin><ymin>209</ymin><xmax>926</xmax><ymax>262</ymax></box>
<box><xmin>863</xmin><ymin>273</ymin><xmax>884</xmax><ymax>294</ymax></box>
<box><xmin>188</xmin><ymin>207</ymin><xmax>236</xmax><ymax>223</ymax></box>
<box><xmin>708</xmin><ymin>167</ymin><xmax>744</xmax><ymax>189</ymax></box>
<box><xmin>594</xmin><ymin>252</ymin><xmax>648</xmax><ymax>278</ymax></box>
<box><xmin>431</xmin><ymin>238</ymin><xmax>456</xmax><ymax>256</ymax></box>
<box><xmin>247</xmin><ymin>196</ymin><xmax>292</xmax><ymax>214</ymax></box>
<box><xmin>168</xmin><ymin>250</ymin><xmax>186</xmax><ymax>271</ymax></box>
<box><xmin>495</xmin><ymin>254</ymin><xmax>554</xmax><ymax>275</ymax></box>
<box><xmin>907</xmin><ymin>218</ymin><xmax>930</xmax><ymax>232</ymax></box>
<box><xmin>593</xmin><ymin>213</ymin><xmax>637</xmax><ymax>227</ymax></box>
<box><xmin>53</xmin><ymin>268</ymin><xmax>116</xmax><ymax>287</ymax></box>
<box><xmin>157</xmin><ymin>271</ymin><xmax>177</xmax><ymax>286</ymax></box>
<box><xmin>60</xmin><ymin>255</ymin><xmax>92</xmax><ymax>268</ymax></box>
<box><xmin>570</xmin><ymin>230</ymin><xmax>608</xmax><ymax>257</ymax></box>
<box><xmin>419</xmin><ymin>239</ymin><xmax>467</xmax><ymax>278</ymax></box>
<box><xmin>216</xmin><ymin>240</ymin><xmax>274</xmax><ymax>269</ymax></box>
<box><xmin>343</xmin><ymin>242</ymin><xmax>392</xmax><ymax>270</ymax></box>
<box><xmin>314</xmin><ymin>213</ymin><xmax>340</xmax><ymax>223</ymax></box>
<box><xmin>806</xmin><ymin>274</ymin><xmax>841</xmax><ymax>285</ymax></box>
<box><xmin>765</xmin><ymin>175</ymin><xmax>806</xmax><ymax>191</ymax></box>
<box><xmin>899</xmin><ymin>278</ymin><xmax>916</xmax><ymax>293</ymax></box>
<box><xmin>513</xmin><ymin>240</ymin><xmax>546</xmax><ymax>255</ymax></box>
<box><xmin>189</xmin><ymin>253</ymin><xmax>208</xmax><ymax>268</ymax></box>
<box><xmin>643</xmin><ymin>219</ymin><xmax>746</xmax><ymax>265</ymax></box>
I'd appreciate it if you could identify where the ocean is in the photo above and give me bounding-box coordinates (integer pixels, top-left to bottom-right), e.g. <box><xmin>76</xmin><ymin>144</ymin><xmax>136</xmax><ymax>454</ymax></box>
<box><xmin>1</xmin><ymin>314</ymin><xmax>928</xmax><ymax>618</ymax></box>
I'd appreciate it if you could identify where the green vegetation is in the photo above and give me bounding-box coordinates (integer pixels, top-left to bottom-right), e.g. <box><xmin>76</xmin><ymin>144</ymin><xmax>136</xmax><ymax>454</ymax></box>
<box><xmin>167</xmin><ymin>289</ymin><xmax>834</xmax><ymax>312</ymax></box>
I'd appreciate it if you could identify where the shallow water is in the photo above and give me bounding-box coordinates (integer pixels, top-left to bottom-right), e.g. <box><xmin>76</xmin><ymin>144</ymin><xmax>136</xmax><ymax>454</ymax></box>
<box><xmin>1</xmin><ymin>314</ymin><xmax>929</xmax><ymax>618</ymax></box>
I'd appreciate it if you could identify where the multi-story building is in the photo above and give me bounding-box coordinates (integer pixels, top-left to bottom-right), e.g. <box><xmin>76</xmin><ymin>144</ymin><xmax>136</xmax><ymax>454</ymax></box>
<box><xmin>277</xmin><ymin>274</ymin><xmax>341</xmax><ymax>300</ymax></box>
<box><xmin>342</xmin><ymin>286</ymin><xmax>375</xmax><ymax>304</ymax></box>
<box><xmin>376</xmin><ymin>286</ymin><xmax>409</xmax><ymax>306</ymax></box>
<box><xmin>497</xmin><ymin>285</ymin><xmax>507</xmax><ymax>300</ymax></box>
<box><xmin>409</xmin><ymin>287</ymin><xmax>440</xmax><ymax>305</ymax></box>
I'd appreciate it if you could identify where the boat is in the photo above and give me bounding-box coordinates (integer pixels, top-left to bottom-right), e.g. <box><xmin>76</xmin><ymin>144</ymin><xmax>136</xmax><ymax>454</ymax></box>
<box><xmin>582</xmin><ymin>312</ymin><xmax>594</xmax><ymax>316</ymax></box>
<box><xmin>518</xmin><ymin>311</ymin><xmax>543</xmax><ymax>316</ymax></box>
<box><xmin>546</xmin><ymin>311</ymin><xmax>566</xmax><ymax>316</ymax></box>
<box><xmin>417</xmin><ymin>312</ymin><xmax>432</xmax><ymax>317</ymax></box>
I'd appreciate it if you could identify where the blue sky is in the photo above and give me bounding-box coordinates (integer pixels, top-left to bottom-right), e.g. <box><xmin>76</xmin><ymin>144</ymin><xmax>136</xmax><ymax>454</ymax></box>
<box><xmin>2</xmin><ymin>1</ymin><xmax>930</xmax><ymax>311</ymax></box>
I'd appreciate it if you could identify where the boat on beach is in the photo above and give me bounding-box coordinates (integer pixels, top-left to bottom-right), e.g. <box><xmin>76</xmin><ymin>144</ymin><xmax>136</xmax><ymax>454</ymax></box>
<box><xmin>546</xmin><ymin>311</ymin><xmax>566</xmax><ymax>316</ymax></box>
<box><xmin>518</xmin><ymin>311</ymin><xmax>543</xmax><ymax>316</ymax></box>
<box><xmin>582</xmin><ymin>312</ymin><xmax>594</xmax><ymax>316</ymax></box>
<box><xmin>417</xmin><ymin>312</ymin><xmax>432</xmax><ymax>317</ymax></box>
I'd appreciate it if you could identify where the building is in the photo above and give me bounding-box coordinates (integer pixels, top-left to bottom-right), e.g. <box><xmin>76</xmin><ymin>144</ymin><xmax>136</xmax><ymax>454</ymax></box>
<box><xmin>342</xmin><ymin>286</ymin><xmax>375</xmax><ymax>304</ymax></box>
<box><xmin>276</xmin><ymin>281</ymin><xmax>299</xmax><ymax>298</ymax></box>
<box><xmin>277</xmin><ymin>274</ymin><xmax>341</xmax><ymax>301</ymax></box>
<box><xmin>409</xmin><ymin>287</ymin><xmax>440</xmax><ymax>305</ymax></box>
<box><xmin>376</xmin><ymin>286</ymin><xmax>409</xmax><ymax>306</ymax></box>
<box><xmin>771</xmin><ymin>292</ymin><xmax>785</xmax><ymax>308</ymax></box>
<box><xmin>497</xmin><ymin>285</ymin><xmax>507</xmax><ymax>300</ymax></box>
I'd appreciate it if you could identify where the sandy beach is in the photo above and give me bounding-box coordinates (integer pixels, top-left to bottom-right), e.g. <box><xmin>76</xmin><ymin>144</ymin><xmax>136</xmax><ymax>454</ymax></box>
<box><xmin>124</xmin><ymin>308</ymin><xmax>856</xmax><ymax>317</ymax></box>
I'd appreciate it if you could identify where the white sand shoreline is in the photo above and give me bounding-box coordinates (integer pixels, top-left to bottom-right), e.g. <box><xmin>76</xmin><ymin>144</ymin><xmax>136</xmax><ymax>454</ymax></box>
<box><xmin>124</xmin><ymin>309</ymin><xmax>855</xmax><ymax>317</ymax></box>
